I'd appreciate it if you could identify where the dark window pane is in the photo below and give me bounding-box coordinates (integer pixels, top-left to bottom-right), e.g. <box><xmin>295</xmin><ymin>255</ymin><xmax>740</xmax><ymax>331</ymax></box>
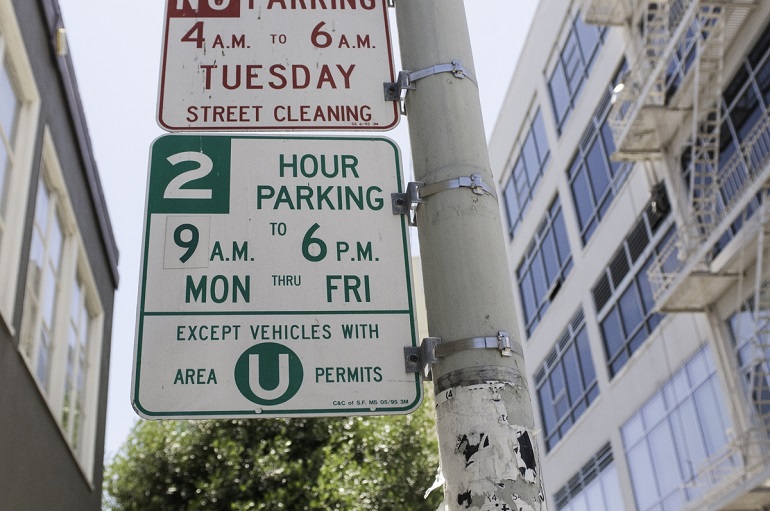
<box><xmin>731</xmin><ymin>83</ymin><xmax>761</xmax><ymax>144</ymax></box>
<box><xmin>514</xmin><ymin>158</ymin><xmax>529</xmax><ymax>201</ymax></box>
<box><xmin>538</xmin><ymin>383</ymin><xmax>557</xmax><ymax>432</ymax></box>
<box><xmin>602</xmin><ymin>307</ymin><xmax>624</xmax><ymax>360</ymax></box>
<box><xmin>571</xmin><ymin>162</ymin><xmax>594</xmax><ymax>229</ymax></box>
<box><xmin>637</xmin><ymin>257</ymin><xmax>656</xmax><ymax>313</ymax></box>
<box><xmin>519</xmin><ymin>272</ymin><xmax>537</xmax><ymax>324</ymax></box>
<box><xmin>575</xmin><ymin>18</ymin><xmax>600</xmax><ymax>64</ymax></box>
<box><xmin>619</xmin><ymin>284</ymin><xmax>644</xmax><ymax>336</ymax></box>
<box><xmin>586</xmin><ymin>138</ymin><xmax>610</xmax><ymax>200</ymax></box>
<box><xmin>549</xmin><ymin>65</ymin><xmax>570</xmax><ymax>126</ymax></box>
<box><xmin>628</xmin><ymin>327</ymin><xmax>648</xmax><ymax>353</ymax></box>
<box><xmin>562</xmin><ymin>34</ymin><xmax>581</xmax><ymax>90</ymax></box>
<box><xmin>504</xmin><ymin>178</ymin><xmax>520</xmax><ymax>233</ymax></box>
<box><xmin>563</xmin><ymin>345</ymin><xmax>583</xmax><ymax>403</ymax></box>
<box><xmin>531</xmin><ymin>254</ymin><xmax>548</xmax><ymax>302</ymax></box>
<box><xmin>576</xmin><ymin>329</ymin><xmax>596</xmax><ymax>384</ymax></box>
<box><xmin>756</xmin><ymin>55</ymin><xmax>770</xmax><ymax>106</ymax></box>
<box><xmin>532</xmin><ymin>110</ymin><xmax>550</xmax><ymax>163</ymax></box>
<box><xmin>610</xmin><ymin>351</ymin><xmax>629</xmax><ymax>376</ymax></box>
<box><xmin>553</xmin><ymin>211</ymin><xmax>571</xmax><ymax>266</ymax></box>
<box><xmin>542</xmin><ymin>231</ymin><xmax>560</xmax><ymax>284</ymax></box>
<box><xmin>601</xmin><ymin>121</ymin><xmax>622</xmax><ymax>176</ymax></box>
<box><xmin>522</xmin><ymin>131</ymin><xmax>541</xmax><ymax>186</ymax></box>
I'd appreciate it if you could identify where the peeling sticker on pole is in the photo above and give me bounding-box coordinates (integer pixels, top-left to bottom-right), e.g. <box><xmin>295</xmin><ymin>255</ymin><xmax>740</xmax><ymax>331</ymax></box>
<box><xmin>434</xmin><ymin>382</ymin><xmax>547</xmax><ymax>510</ymax></box>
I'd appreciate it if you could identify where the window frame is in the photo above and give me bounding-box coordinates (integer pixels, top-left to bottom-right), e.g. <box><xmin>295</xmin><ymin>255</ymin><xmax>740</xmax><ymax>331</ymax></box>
<box><xmin>0</xmin><ymin>0</ymin><xmax>41</xmax><ymax>332</ymax></box>
<box><xmin>19</xmin><ymin>129</ymin><xmax>105</xmax><ymax>484</ymax></box>
<box><xmin>534</xmin><ymin>309</ymin><xmax>599</xmax><ymax>452</ymax></box>
<box><xmin>516</xmin><ymin>196</ymin><xmax>573</xmax><ymax>337</ymax></box>
<box><xmin>547</xmin><ymin>11</ymin><xmax>606</xmax><ymax>134</ymax></box>
<box><xmin>553</xmin><ymin>444</ymin><xmax>623</xmax><ymax>511</ymax></box>
<box><xmin>621</xmin><ymin>346</ymin><xmax>736</xmax><ymax>511</ymax></box>
<box><xmin>593</xmin><ymin>200</ymin><xmax>672</xmax><ymax>378</ymax></box>
<box><xmin>502</xmin><ymin>108</ymin><xmax>551</xmax><ymax>237</ymax></box>
<box><xmin>567</xmin><ymin>62</ymin><xmax>632</xmax><ymax>245</ymax></box>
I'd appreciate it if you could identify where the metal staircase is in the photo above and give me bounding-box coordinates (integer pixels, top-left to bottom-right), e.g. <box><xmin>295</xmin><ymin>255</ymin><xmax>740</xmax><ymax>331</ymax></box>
<box><xmin>688</xmin><ymin>4</ymin><xmax>725</xmax><ymax>238</ymax></box>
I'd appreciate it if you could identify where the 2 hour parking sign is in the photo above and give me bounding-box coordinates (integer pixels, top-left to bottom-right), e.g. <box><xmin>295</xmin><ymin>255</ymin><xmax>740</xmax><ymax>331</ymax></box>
<box><xmin>131</xmin><ymin>134</ymin><xmax>422</xmax><ymax>418</ymax></box>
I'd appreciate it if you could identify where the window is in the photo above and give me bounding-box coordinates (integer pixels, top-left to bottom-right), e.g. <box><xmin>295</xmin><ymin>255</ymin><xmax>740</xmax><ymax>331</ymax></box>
<box><xmin>727</xmin><ymin>295</ymin><xmax>770</xmax><ymax>430</ymax></box>
<box><xmin>568</xmin><ymin>62</ymin><xmax>632</xmax><ymax>244</ymax></box>
<box><xmin>554</xmin><ymin>444</ymin><xmax>624</xmax><ymax>511</ymax></box>
<box><xmin>19</xmin><ymin>131</ymin><xmax>104</xmax><ymax>480</ymax></box>
<box><xmin>593</xmin><ymin>192</ymin><xmax>672</xmax><ymax>377</ymax></box>
<box><xmin>21</xmin><ymin>178</ymin><xmax>65</xmax><ymax>392</ymax></box>
<box><xmin>0</xmin><ymin>1</ymin><xmax>40</xmax><ymax>329</ymax></box>
<box><xmin>535</xmin><ymin>309</ymin><xmax>598</xmax><ymax>451</ymax></box>
<box><xmin>622</xmin><ymin>346</ymin><xmax>736</xmax><ymax>511</ymax></box>
<box><xmin>503</xmin><ymin>109</ymin><xmax>550</xmax><ymax>236</ymax></box>
<box><xmin>517</xmin><ymin>197</ymin><xmax>572</xmax><ymax>337</ymax></box>
<box><xmin>548</xmin><ymin>12</ymin><xmax>606</xmax><ymax>133</ymax></box>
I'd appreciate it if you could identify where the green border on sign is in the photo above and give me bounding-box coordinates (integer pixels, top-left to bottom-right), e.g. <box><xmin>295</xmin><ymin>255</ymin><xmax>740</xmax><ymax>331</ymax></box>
<box><xmin>132</xmin><ymin>134</ymin><xmax>422</xmax><ymax>419</ymax></box>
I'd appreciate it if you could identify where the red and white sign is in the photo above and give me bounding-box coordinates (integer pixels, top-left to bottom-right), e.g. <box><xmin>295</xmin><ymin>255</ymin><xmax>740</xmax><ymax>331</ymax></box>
<box><xmin>157</xmin><ymin>0</ymin><xmax>399</xmax><ymax>131</ymax></box>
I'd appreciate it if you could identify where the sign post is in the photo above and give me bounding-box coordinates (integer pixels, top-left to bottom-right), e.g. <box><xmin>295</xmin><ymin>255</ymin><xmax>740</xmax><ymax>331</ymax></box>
<box><xmin>393</xmin><ymin>1</ymin><xmax>546</xmax><ymax>508</ymax></box>
<box><xmin>157</xmin><ymin>0</ymin><xmax>399</xmax><ymax>131</ymax></box>
<box><xmin>132</xmin><ymin>134</ymin><xmax>421</xmax><ymax>418</ymax></box>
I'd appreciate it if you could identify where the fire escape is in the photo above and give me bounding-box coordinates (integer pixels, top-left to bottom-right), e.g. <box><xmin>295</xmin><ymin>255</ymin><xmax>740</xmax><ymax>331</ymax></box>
<box><xmin>582</xmin><ymin>0</ymin><xmax>770</xmax><ymax>508</ymax></box>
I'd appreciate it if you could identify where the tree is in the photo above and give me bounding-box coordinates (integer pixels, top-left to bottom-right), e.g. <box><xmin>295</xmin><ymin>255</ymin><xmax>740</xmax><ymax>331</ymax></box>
<box><xmin>104</xmin><ymin>401</ymin><xmax>441</xmax><ymax>510</ymax></box>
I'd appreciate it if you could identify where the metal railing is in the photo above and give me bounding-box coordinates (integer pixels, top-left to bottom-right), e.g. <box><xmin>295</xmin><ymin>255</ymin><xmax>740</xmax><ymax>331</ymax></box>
<box><xmin>609</xmin><ymin>0</ymin><xmax>698</xmax><ymax>149</ymax></box>
<box><xmin>649</xmin><ymin>107</ymin><xmax>770</xmax><ymax>303</ymax></box>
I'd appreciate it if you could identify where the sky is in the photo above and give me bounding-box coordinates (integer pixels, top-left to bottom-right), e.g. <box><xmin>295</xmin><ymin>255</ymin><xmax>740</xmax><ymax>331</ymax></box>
<box><xmin>55</xmin><ymin>0</ymin><xmax>538</xmax><ymax>462</ymax></box>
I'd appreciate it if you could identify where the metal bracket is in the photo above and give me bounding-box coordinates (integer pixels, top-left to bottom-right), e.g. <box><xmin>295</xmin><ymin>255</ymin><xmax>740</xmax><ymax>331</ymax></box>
<box><xmin>404</xmin><ymin>331</ymin><xmax>520</xmax><ymax>380</ymax></box>
<box><xmin>391</xmin><ymin>181</ymin><xmax>424</xmax><ymax>226</ymax></box>
<box><xmin>419</xmin><ymin>174</ymin><xmax>497</xmax><ymax>200</ymax></box>
<box><xmin>384</xmin><ymin>60</ymin><xmax>478</xmax><ymax>115</ymax></box>
<box><xmin>404</xmin><ymin>337</ymin><xmax>439</xmax><ymax>380</ymax></box>
<box><xmin>392</xmin><ymin>174</ymin><xmax>497</xmax><ymax>226</ymax></box>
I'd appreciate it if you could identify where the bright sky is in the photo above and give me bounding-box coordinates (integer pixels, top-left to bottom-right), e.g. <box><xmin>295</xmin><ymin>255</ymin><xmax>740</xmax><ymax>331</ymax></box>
<box><xmin>55</xmin><ymin>0</ymin><xmax>537</xmax><ymax>462</ymax></box>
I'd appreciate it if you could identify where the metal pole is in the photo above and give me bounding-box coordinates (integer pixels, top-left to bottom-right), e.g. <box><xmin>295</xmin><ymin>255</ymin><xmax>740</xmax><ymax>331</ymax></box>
<box><xmin>394</xmin><ymin>1</ymin><xmax>546</xmax><ymax>509</ymax></box>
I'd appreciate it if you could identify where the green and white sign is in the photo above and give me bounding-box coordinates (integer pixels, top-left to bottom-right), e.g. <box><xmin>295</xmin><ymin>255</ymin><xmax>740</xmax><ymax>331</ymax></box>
<box><xmin>132</xmin><ymin>134</ymin><xmax>421</xmax><ymax>419</ymax></box>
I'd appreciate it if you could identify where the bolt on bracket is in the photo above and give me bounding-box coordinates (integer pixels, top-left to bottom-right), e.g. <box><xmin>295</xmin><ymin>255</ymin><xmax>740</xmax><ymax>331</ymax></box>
<box><xmin>391</xmin><ymin>181</ymin><xmax>424</xmax><ymax>226</ymax></box>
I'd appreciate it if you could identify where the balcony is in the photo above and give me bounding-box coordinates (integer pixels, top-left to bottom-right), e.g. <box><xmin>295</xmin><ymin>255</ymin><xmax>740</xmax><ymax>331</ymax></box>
<box><xmin>648</xmin><ymin>107</ymin><xmax>770</xmax><ymax>312</ymax></box>
<box><xmin>581</xmin><ymin>0</ymin><xmax>630</xmax><ymax>25</ymax></box>
<box><xmin>609</xmin><ymin>0</ymin><xmax>754</xmax><ymax>161</ymax></box>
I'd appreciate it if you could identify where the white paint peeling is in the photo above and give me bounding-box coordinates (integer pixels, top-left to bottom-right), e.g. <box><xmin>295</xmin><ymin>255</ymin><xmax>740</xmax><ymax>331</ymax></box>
<box><xmin>434</xmin><ymin>382</ymin><xmax>547</xmax><ymax>511</ymax></box>
<box><xmin>425</xmin><ymin>466</ymin><xmax>446</xmax><ymax>499</ymax></box>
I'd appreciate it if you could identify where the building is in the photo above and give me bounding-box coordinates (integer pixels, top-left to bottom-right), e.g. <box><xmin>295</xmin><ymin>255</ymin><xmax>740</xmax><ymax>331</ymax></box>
<box><xmin>489</xmin><ymin>0</ymin><xmax>770</xmax><ymax>509</ymax></box>
<box><xmin>0</xmin><ymin>0</ymin><xmax>118</xmax><ymax>508</ymax></box>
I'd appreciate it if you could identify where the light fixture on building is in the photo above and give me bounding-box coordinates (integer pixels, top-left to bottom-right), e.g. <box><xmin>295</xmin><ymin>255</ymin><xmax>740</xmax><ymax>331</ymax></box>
<box><xmin>56</xmin><ymin>27</ymin><xmax>68</xmax><ymax>57</ymax></box>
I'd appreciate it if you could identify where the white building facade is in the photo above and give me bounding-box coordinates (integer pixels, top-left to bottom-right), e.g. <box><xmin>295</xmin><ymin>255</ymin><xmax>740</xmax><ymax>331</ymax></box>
<box><xmin>489</xmin><ymin>0</ymin><xmax>770</xmax><ymax>510</ymax></box>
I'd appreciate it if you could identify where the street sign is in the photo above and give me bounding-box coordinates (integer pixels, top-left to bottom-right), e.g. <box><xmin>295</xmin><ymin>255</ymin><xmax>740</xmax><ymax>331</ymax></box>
<box><xmin>132</xmin><ymin>134</ymin><xmax>421</xmax><ymax>419</ymax></box>
<box><xmin>157</xmin><ymin>0</ymin><xmax>399</xmax><ymax>131</ymax></box>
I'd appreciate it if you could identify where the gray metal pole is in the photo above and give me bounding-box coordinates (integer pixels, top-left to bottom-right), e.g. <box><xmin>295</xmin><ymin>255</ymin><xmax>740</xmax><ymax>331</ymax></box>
<box><xmin>394</xmin><ymin>1</ymin><xmax>546</xmax><ymax>509</ymax></box>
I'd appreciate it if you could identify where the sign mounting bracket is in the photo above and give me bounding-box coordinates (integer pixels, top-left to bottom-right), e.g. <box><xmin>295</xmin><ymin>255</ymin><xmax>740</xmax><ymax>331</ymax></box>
<box><xmin>404</xmin><ymin>331</ymin><xmax>520</xmax><ymax>381</ymax></box>
<box><xmin>391</xmin><ymin>174</ymin><xmax>497</xmax><ymax>226</ymax></box>
<box><xmin>384</xmin><ymin>60</ymin><xmax>477</xmax><ymax>115</ymax></box>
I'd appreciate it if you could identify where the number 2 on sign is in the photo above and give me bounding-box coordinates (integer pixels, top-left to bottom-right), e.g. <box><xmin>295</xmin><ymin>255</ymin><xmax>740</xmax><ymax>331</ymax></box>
<box><xmin>164</xmin><ymin>151</ymin><xmax>214</xmax><ymax>200</ymax></box>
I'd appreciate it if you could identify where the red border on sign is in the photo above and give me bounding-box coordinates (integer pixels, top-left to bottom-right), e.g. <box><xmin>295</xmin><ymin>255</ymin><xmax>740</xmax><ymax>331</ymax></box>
<box><xmin>156</xmin><ymin>0</ymin><xmax>399</xmax><ymax>132</ymax></box>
